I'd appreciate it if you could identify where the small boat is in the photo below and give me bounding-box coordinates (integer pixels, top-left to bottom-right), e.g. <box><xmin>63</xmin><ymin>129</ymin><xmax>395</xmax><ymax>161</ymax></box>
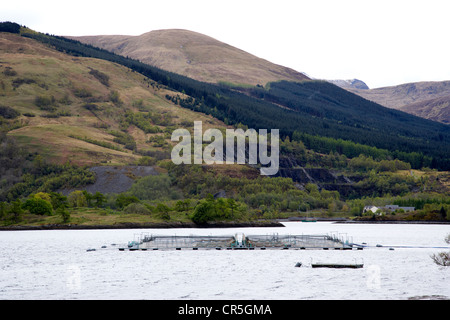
<box><xmin>311</xmin><ymin>263</ymin><xmax>363</xmax><ymax>269</ymax></box>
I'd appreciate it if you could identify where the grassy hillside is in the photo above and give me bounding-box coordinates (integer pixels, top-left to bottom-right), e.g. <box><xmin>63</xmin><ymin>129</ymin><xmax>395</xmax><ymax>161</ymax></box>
<box><xmin>71</xmin><ymin>29</ymin><xmax>310</xmax><ymax>86</ymax></box>
<box><xmin>0</xmin><ymin>32</ymin><xmax>225</xmax><ymax>166</ymax></box>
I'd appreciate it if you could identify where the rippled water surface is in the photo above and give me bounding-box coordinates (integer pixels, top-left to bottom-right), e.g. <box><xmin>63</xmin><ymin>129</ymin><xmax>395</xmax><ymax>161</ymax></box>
<box><xmin>1</xmin><ymin>222</ymin><xmax>449</xmax><ymax>300</ymax></box>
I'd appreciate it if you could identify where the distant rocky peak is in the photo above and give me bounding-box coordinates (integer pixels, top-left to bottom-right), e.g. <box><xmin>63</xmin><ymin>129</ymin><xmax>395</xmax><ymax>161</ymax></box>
<box><xmin>328</xmin><ymin>79</ymin><xmax>369</xmax><ymax>90</ymax></box>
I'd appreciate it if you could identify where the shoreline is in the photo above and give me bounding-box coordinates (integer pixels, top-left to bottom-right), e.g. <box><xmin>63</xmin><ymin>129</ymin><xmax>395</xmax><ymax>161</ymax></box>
<box><xmin>0</xmin><ymin>220</ymin><xmax>284</xmax><ymax>231</ymax></box>
<box><xmin>280</xmin><ymin>217</ymin><xmax>450</xmax><ymax>224</ymax></box>
<box><xmin>1</xmin><ymin>219</ymin><xmax>448</xmax><ymax>231</ymax></box>
<box><xmin>335</xmin><ymin>220</ymin><xmax>450</xmax><ymax>225</ymax></box>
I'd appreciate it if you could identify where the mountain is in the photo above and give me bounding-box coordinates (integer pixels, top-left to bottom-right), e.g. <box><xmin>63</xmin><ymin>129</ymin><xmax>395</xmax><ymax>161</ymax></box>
<box><xmin>1</xmin><ymin>24</ymin><xmax>449</xmax><ymax>225</ymax></box>
<box><xmin>18</xmin><ymin>29</ymin><xmax>450</xmax><ymax>171</ymax></box>
<box><xmin>1</xmin><ymin>24</ymin><xmax>449</xmax><ymax>169</ymax></box>
<box><xmin>333</xmin><ymin>80</ymin><xmax>450</xmax><ymax>124</ymax></box>
<box><xmin>76</xmin><ymin>29</ymin><xmax>449</xmax><ymax>124</ymax></box>
<box><xmin>70</xmin><ymin>29</ymin><xmax>310</xmax><ymax>86</ymax></box>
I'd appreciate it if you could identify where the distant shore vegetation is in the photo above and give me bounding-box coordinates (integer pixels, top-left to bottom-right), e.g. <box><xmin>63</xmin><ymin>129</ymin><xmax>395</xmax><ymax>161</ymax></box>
<box><xmin>0</xmin><ymin>140</ymin><xmax>448</xmax><ymax>227</ymax></box>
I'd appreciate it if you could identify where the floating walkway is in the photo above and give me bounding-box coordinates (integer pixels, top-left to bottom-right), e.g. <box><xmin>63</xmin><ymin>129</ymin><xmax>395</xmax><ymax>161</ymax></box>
<box><xmin>119</xmin><ymin>232</ymin><xmax>361</xmax><ymax>251</ymax></box>
<box><xmin>295</xmin><ymin>261</ymin><xmax>364</xmax><ymax>268</ymax></box>
<box><xmin>311</xmin><ymin>263</ymin><xmax>364</xmax><ymax>269</ymax></box>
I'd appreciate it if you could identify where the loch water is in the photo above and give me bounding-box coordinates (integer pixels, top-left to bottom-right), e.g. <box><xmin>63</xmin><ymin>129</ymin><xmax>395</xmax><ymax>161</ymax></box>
<box><xmin>1</xmin><ymin>222</ymin><xmax>449</xmax><ymax>300</ymax></box>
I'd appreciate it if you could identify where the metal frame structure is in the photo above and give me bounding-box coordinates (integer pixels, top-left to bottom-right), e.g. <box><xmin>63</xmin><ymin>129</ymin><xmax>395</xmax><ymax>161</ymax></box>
<box><xmin>119</xmin><ymin>232</ymin><xmax>356</xmax><ymax>251</ymax></box>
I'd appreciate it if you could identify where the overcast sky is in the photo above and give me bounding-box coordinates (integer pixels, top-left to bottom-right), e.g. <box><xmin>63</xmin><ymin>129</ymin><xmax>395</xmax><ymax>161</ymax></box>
<box><xmin>2</xmin><ymin>0</ymin><xmax>449</xmax><ymax>88</ymax></box>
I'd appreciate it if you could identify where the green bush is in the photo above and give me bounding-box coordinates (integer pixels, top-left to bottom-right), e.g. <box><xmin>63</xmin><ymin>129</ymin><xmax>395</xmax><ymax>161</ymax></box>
<box><xmin>35</xmin><ymin>95</ymin><xmax>56</xmax><ymax>111</ymax></box>
<box><xmin>123</xmin><ymin>203</ymin><xmax>151</xmax><ymax>215</ymax></box>
<box><xmin>88</xmin><ymin>68</ymin><xmax>110</xmax><ymax>87</ymax></box>
<box><xmin>0</xmin><ymin>106</ymin><xmax>20</xmax><ymax>119</ymax></box>
<box><xmin>56</xmin><ymin>207</ymin><xmax>70</xmax><ymax>223</ymax></box>
<box><xmin>115</xmin><ymin>194</ymin><xmax>139</xmax><ymax>209</ymax></box>
<box><xmin>109</xmin><ymin>90</ymin><xmax>122</xmax><ymax>106</ymax></box>
<box><xmin>92</xmin><ymin>191</ymin><xmax>106</xmax><ymax>208</ymax></box>
<box><xmin>109</xmin><ymin>130</ymin><xmax>136</xmax><ymax>150</ymax></box>
<box><xmin>128</xmin><ymin>174</ymin><xmax>181</xmax><ymax>200</ymax></box>
<box><xmin>175</xmin><ymin>199</ymin><xmax>191</xmax><ymax>212</ymax></box>
<box><xmin>22</xmin><ymin>198</ymin><xmax>53</xmax><ymax>215</ymax></box>
<box><xmin>73</xmin><ymin>87</ymin><xmax>92</xmax><ymax>98</ymax></box>
<box><xmin>68</xmin><ymin>190</ymin><xmax>87</xmax><ymax>208</ymax></box>
<box><xmin>123</xmin><ymin>111</ymin><xmax>160</xmax><ymax>133</ymax></box>
<box><xmin>190</xmin><ymin>194</ymin><xmax>244</xmax><ymax>224</ymax></box>
<box><xmin>136</xmin><ymin>156</ymin><xmax>157</xmax><ymax>166</ymax></box>
<box><xmin>191</xmin><ymin>198</ymin><xmax>216</xmax><ymax>224</ymax></box>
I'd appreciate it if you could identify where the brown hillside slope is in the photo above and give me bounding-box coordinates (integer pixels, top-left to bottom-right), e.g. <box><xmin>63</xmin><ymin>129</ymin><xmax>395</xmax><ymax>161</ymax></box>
<box><xmin>0</xmin><ymin>32</ymin><xmax>226</xmax><ymax>166</ymax></box>
<box><xmin>71</xmin><ymin>29</ymin><xmax>309</xmax><ymax>86</ymax></box>
<box><xmin>398</xmin><ymin>95</ymin><xmax>450</xmax><ymax>124</ymax></box>
<box><xmin>346</xmin><ymin>81</ymin><xmax>450</xmax><ymax>124</ymax></box>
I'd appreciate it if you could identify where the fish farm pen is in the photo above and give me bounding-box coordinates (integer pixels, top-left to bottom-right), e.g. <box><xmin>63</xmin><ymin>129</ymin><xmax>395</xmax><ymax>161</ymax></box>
<box><xmin>119</xmin><ymin>232</ymin><xmax>362</xmax><ymax>251</ymax></box>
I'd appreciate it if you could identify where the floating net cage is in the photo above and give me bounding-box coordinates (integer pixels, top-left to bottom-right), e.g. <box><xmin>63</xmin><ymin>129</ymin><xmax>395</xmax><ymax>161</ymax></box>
<box><xmin>120</xmin><ymin>232</ymin><xmax>355</xmax><ymax>251</ymax></box>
